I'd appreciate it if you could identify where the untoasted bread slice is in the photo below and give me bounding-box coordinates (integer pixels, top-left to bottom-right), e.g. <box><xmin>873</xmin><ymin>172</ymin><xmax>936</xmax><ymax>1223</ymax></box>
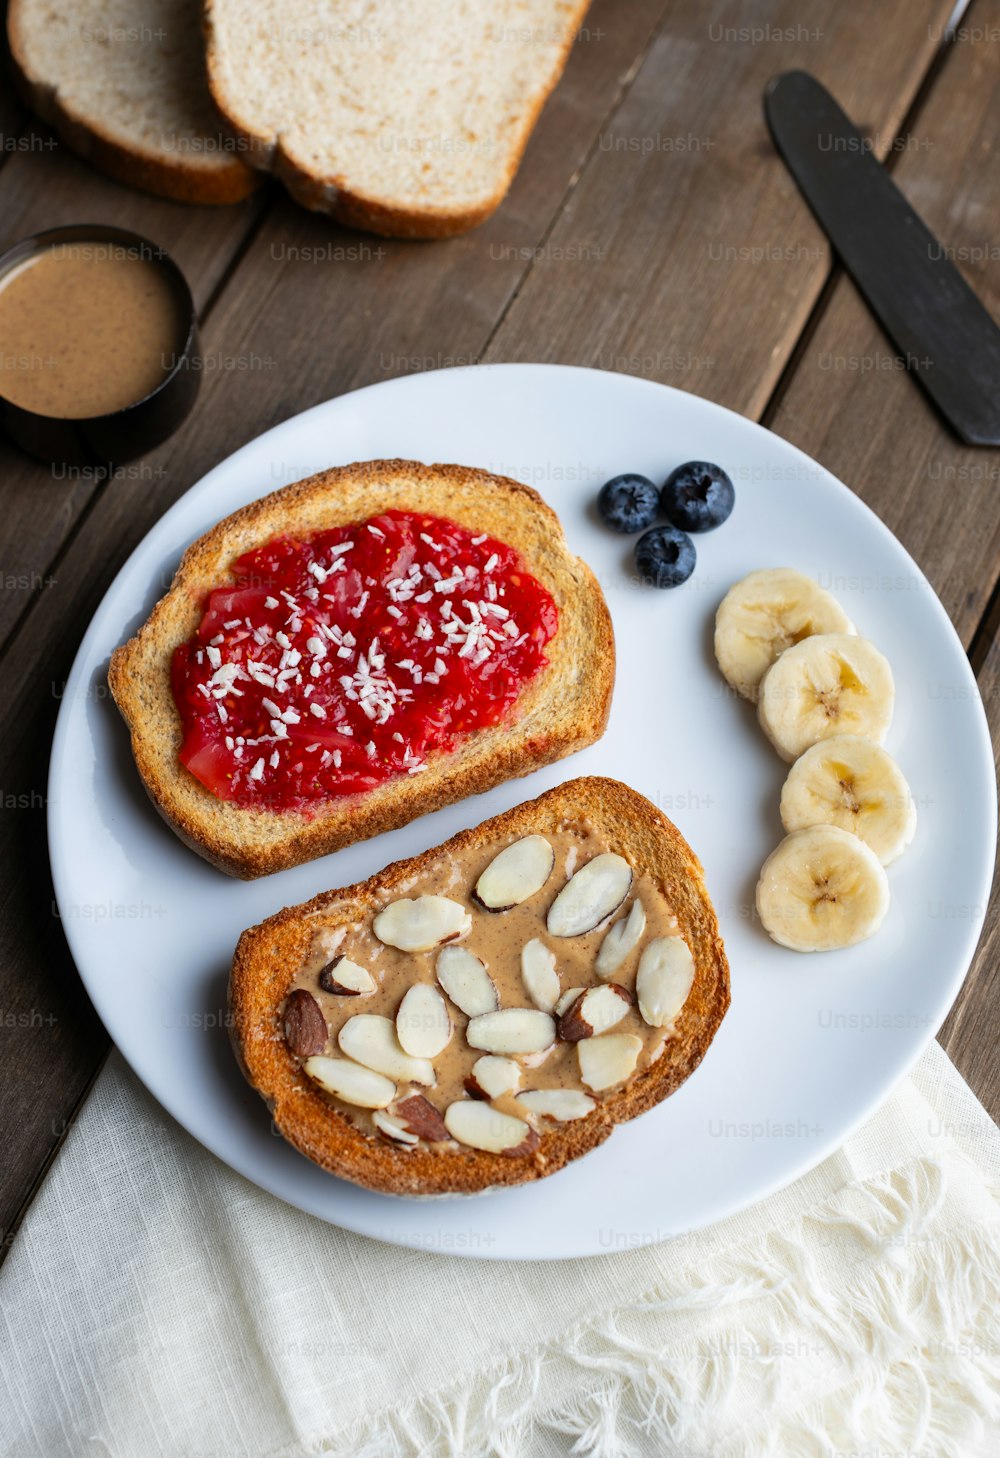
<box><xmin>109</xmin><ymin>460</ymin><xmax>614</xmax><ymax>878</ymax></box>
<box><xmin>203</xmin><ymin>0</ymin><xmax>591</xmax><ymax>236</ymax></box>
<box><xmin>8</xmin><ymin>0</ymin><xmax>258</xmax><ymax>204</ymax></box>
<box><xmin>231</xmin><ymin>777</ymin><xmax>731</xmax><ymax>1196</ymax></box>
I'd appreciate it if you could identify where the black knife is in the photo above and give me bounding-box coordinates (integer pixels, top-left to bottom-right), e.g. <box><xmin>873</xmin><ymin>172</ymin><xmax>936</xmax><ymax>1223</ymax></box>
<box><xmin>765</xmin><ymin>70</ymin><xmax>1000</xmax><ymax>447</ymax></box>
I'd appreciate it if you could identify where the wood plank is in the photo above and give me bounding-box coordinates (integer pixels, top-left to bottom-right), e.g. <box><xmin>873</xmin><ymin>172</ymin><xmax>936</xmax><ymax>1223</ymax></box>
<box><xmin>0</xmin><ymin>103</ymin><xmax>29</xmax><ymax>168</ymax></box>
<box><xmin>937</xmin><ymin>629</ymin><xmax>1000</xmax><ymax>1119</ymax></box>
<box><xmin>0</xmin><ymin>0</ymin><xmax>968</xmax><ymax>1243</ymax></box>
<box><xmin>483</xmin><ymin>0</ymin><xmax>952</xmax><ymax>414</ymax></box>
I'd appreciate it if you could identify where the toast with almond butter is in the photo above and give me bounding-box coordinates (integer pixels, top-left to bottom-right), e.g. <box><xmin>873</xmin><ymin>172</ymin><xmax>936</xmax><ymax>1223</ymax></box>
<box><xmin>230</xmin><ymin>777</ymin><xmax>731</xmax><ymax>1196</ymax></box>
<box><xmin>109</xmin><ymin>460</ymin><xmax>614</xmax><ymax>878</ymax></box>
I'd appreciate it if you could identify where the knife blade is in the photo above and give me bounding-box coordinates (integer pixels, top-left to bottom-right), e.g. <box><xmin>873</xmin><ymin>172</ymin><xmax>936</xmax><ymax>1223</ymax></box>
<box><xmin>765</xmin><ymin>70</ymin><xmax>1000</xmax><ymax>447</ymax></box>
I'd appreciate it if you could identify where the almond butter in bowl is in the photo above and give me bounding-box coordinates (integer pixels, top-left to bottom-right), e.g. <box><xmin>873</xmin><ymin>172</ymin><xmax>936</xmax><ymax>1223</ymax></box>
<box><xmin>230</xmin><ymin>777</ymin><xmax>731</xmax><ymax>1196</ymax></box>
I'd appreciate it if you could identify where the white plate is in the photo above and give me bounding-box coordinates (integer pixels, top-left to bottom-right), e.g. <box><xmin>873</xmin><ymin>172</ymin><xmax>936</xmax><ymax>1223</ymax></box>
<box><xmin>49</xmin><ymin>365</ymin><xmax>996</xmax><ymax>1260</ymax></box>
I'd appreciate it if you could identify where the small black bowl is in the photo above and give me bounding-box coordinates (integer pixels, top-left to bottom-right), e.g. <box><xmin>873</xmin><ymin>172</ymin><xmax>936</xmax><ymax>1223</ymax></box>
<box><xmin>0</xmin><ymin>223</ymin><xmax>200</xmax><ymax>469</ymax></box>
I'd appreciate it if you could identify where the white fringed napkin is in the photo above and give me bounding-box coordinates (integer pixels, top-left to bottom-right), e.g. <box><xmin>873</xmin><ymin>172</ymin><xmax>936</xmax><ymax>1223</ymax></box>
<box><xmin>1</xmin><ymin>1039</ymin><xmax>998</xmax><ymax>1458</ymax></box>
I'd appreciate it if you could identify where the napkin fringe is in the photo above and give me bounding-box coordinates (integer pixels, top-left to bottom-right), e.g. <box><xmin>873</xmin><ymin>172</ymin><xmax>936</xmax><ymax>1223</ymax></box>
<box><xmin>291</xmin><ymin>1157</ymin><xmax>1000</xmax><ymax>1458</ymax></box>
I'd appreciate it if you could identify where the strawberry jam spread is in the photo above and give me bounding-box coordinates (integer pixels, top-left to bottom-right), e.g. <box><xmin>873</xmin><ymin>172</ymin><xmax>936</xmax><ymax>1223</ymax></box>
<box><xmin>171</xmin><ymin>510</ymin><xmax>558</xmax><ymax>810</ymax></box>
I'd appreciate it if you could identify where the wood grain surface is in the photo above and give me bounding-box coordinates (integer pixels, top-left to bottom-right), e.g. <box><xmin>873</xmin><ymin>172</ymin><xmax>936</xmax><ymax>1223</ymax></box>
<box><xmin>0</xmin><ymin>0</ymin><xmax>994</xmax><ymax>1256</ymax></box>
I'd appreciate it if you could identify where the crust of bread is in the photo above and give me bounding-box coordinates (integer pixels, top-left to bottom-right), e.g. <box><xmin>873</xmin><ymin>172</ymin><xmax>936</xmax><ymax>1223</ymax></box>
<box><xmin>109</xmin><ymin>460</ymin><xmax>614</xmax><ymax>878</ymax></box>
<box><xmin>7</xmin><ymin>1</ymin><xmax>259</xmax><ymax>205</ymax></box>
<box><xmin>201</xmin><ymin>0</ymin><xmax>591</xmax><ymax>237</ymax></box>
<box><xmin>231</xmin><ymin>777</ymin><xmax>731</xmax><ymax>1196</ymax></box>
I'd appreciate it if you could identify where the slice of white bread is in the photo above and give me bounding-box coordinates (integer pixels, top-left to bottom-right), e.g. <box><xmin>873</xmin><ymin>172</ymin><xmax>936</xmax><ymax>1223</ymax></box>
<box><xmin>231</xmin><ymin>777</ymin><xmax>731</xmax><ymax>1196</ymax></box>
<box><xmin>203</xmin><ymin>0</ymin><xmax>591</xmax><ymax>236</ymax></box>
<box><xmin>109</xmin><ymin>460</ymin><xmax>615</xmax><ymax>878</ymax></box>
<box><xmin>8</xmin><ymin>0</ymin><xmax>258</xmax><ymax>204</ymax></box>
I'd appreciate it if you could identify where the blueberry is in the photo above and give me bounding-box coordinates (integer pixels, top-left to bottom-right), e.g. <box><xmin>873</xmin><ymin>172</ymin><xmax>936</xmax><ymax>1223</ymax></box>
<box><xmin>634</xmin><ymin>525</ymin><xmax>696</xmax><ymax>589</ymax></box>
<box><xmin>597</xmin><ymin>473</ymin><xmax>660</xmax><ymax>533</ymax></box>
<box><xmin>661</xmin><ymin>461</ymin><xmax>734</xmax><ymax>533</ymax></box>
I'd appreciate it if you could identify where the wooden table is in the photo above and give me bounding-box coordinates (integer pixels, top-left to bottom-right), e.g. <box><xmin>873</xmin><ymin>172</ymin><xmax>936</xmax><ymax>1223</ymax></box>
<box><xmin>1</xmin><ymin>0</ymin><xmax>997</xmax><ymax>1258</ymax></box>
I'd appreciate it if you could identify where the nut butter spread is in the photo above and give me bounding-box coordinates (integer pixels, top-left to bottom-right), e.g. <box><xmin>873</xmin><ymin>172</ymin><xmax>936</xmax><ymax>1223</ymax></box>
<box><xmin>0</xmin><ymin>242</ymin><xmax>182</xmax><ymax>418</ymax></box>
<box><xmin>283</xmin><ymin>821</ymin><xmax>696</xmax><ymax>1155</ymax></box>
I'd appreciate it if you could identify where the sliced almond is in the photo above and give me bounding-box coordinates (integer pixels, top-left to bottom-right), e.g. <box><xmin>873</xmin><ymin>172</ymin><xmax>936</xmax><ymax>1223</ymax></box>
<box><xmin>395</xmin><ymin>1094</ymin><xmax>450</xmax><ymax>1142</ymax></box>
<box><xmin>521</xmin><ymin>1045</ymin><xmax>555</xmax><ymax>1069</ymax></box>
<box><xmin>636</xmin><ymin>937</ymin><xmax>695</xmax><ymax>1028</ymax></box>
<box><xmin>303</xmin><ymin>1055</ymin><xmax>395</xmax><ymax>1108</ymax></box>
<box><xmin>517</xmin><ymin>1089</ymin><xmax>596</xmax><ymax>1122</ymax></box>
<box><xmin>547</xmin><ymin>854</ymin><xmax>633</xmax><ymax>937</ymax></box>
<box><xmin>338</xmin><ymin>1014</ymin><xmax>435</xmax><ymax>1085</ymax></box>
<box><xmin>283</xmin><ymin>989</ymin><xmax>328</xmax><ymax>1056</ymax></box>
<box><xmin>436</xmin><ymin>945</ymin><xmax>499</xmax><ymax>1017</ymax></box>
<box><xmin>312</xmin><ymin>925</ymin><xmax>346</xmax><ymax>962</ymax></box>
<box><xmin>554</xmin><ymin>985</ymin><xmax>585</xmax><ymax>1018</ymax></box>
<box><xmin>466</xmin><ymin>1008</ymin><xmax>556</xmax><ymax>1056</ymax></box>
<box><xmin>444</xmin><ymin>1100</ymin><xmax>539</xmax><ymax>1155</ymax></box>
<box><xmin>372</xmin><ymin>1111</ymin><xmax>419</xmax><ymax>1145</ymax></box>
<box><xmin>318</xmin><ymin>955</ymin><xmax>376</xmax><ymax>996</ymax></box>
<box><xmin>465</xmin><ymin>1055</ymin><xmax>521</xmax><ymax>1100</ymax></box>
<box><xmin>558</xmin><ymin>984</ymin><xmax>632</xmax><ymax>1041</ymax></box>
<box><xmin>396</xmin><ymin>984</ymin><xmax>452</xmax><ymax>1058</ymax></box>
<box><xmin>474</xmin><ymin>835</ymin><xmax>555</xmax><ymax>910</ymax></box>
<box><xmin>577</xmin><ymin>1034</ymin><xmax>642</xmax><ymax>1092</ymax></box>
<box><xmin>595</xmin><ymin>899</ymin><xmax>647</xmax><ymax>979</ymax></box>
<box><xmin>373</xmin><ymin>895</ymin><xmax>471</xmax><ymax>952</ymax></box>
<box><xmin>521</xmin><ymin>938</ymin><xmax>560</xmax><ymax>1012</ymax></box>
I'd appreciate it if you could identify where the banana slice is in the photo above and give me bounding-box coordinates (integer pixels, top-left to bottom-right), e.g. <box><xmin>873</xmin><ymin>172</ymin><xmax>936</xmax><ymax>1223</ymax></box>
<box><xmin>780</xmin><ymin>735</ymin><xmax>916</xmax><ymax>865</ymax></box>
<box><xmin>715</xmin><ymin>568</ymin><xmax>855</xmax><ymax>701</ymax></box>
<box><xmin>756</xmin><ymin>825</ymin><xmax>890</xmax><ymax>952</ymax></box>
<box><xmin>757</xmin><ymin>633</ymin><xmax>894</xmax><ymax>762</ymax></box>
